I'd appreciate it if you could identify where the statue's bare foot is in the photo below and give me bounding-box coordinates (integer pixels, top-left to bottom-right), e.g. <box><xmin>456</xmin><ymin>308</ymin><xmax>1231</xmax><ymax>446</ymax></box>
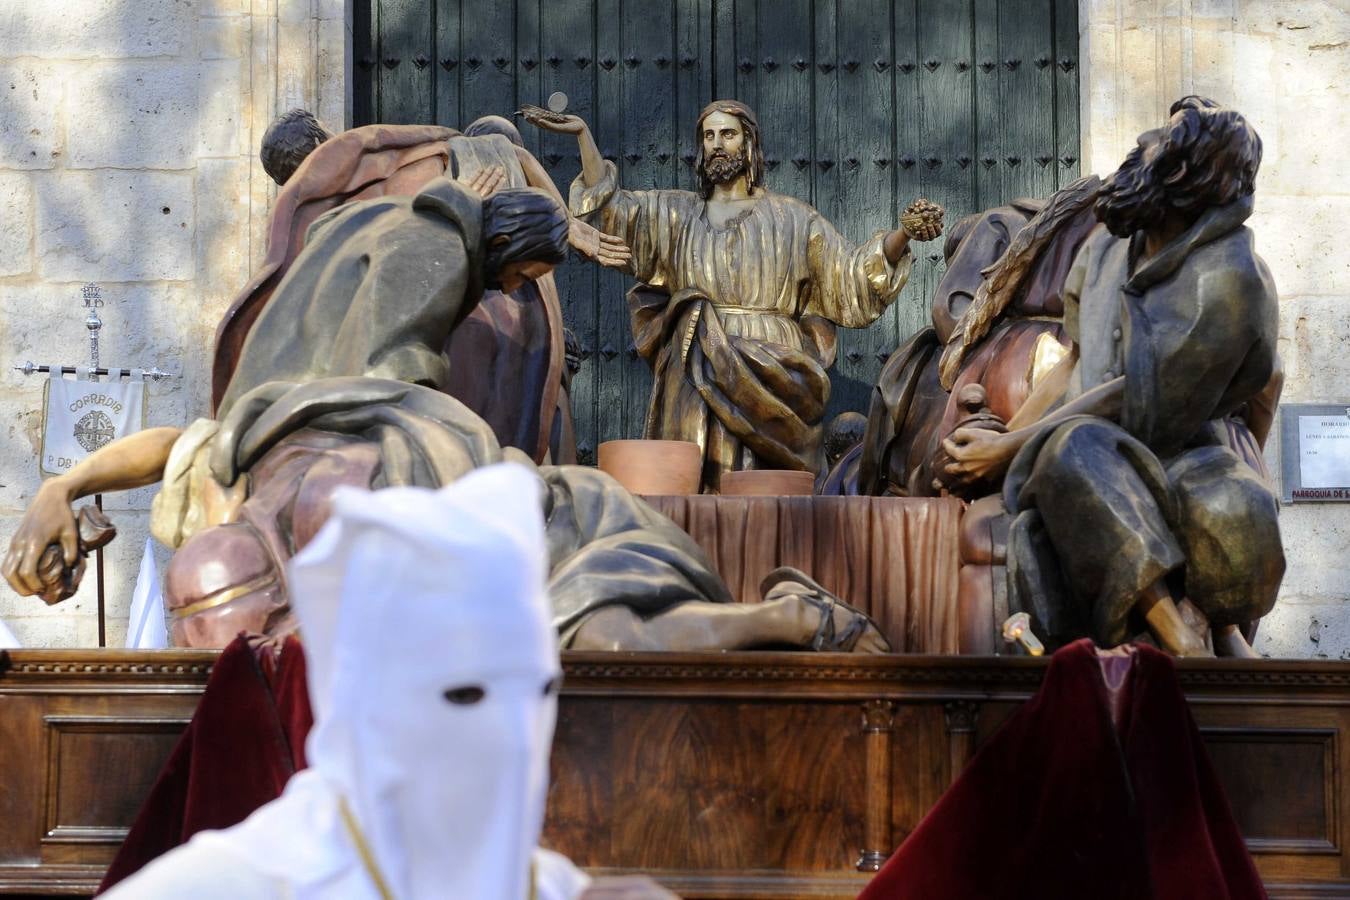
<box><xmin>1148</xmin><ymin>612</ymin><xmax>1213</xmax><ymax>658</ymax></box>
<box><xmin>1154</xmin><ymin>622</ymin><xmax>1214</xmax><ymax>658</ymax></box>
<box><xmin>1213</xmin><ymin>624</ymin><xmax>1260</xmax><ymax>659</ymax></box>
<box><xmin>1140</xmin><ymin>587</ymin><xmax>1213</xmax><ymax>658</ymax></box>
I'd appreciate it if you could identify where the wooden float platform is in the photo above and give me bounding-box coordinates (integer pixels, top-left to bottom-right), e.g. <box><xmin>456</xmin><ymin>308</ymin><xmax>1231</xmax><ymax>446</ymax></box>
<box><xmin>0</xmin><ymin>649</ymin><xmax>1346</xmax><ymax>898</ymax></box>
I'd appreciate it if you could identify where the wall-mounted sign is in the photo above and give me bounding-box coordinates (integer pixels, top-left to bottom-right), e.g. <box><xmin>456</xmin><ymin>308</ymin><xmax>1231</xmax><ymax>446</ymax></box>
<box><xmin>1280</xmin><ymin>403</ymin><xmax>1350</xmax><ymax>502</ymax></box>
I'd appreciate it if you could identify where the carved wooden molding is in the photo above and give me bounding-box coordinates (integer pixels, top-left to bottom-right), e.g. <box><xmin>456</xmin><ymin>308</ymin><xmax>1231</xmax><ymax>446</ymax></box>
<box><xmin>0</xmin><ymin>864</ymin><xmax>106</xmax><ymax>893</ymax></box>
<box><xmin>860</xmin><ymin>698</ymin><xmax>896</xmax><ymax>733</ymax></box>
<box><xmin>559</xmin><ymin>653</ymin><xmax>1350</xmax><ymax>705</ymax></box>
<box><xmin>3</xmin><ymin>648</ymin><xmax>1350</xmax><ymax>704</ymax></box>
<box><xmin>585</xmin><ymin>867</ymin><xmax>873</xmax><ymax>897</ymax></box>
<box><xmin>5</xmin><ymin>649</ymin><xmax>1350</xmax><ymax>699</ymax></box>
<box><xmin>0</xmin><ymin>650</ymin><xmax>218</xmax><ymax>688</ymax></box>
<box><xmin>942</xmin><ymin>700</ymin><xmax>979</xmax><ymax>734</ymax></box>
<box><xmin>942</xmin><ymin>700</ymin><xmax>981</xmax><ymax>781</ymax></box>
<box><xmin>1263</xmin><ymin>883</ymin><xmax>1350</xmax><ymax>899</ymax></box>
<box><xmin>858</xmin><ymin>700</ymin><xmax>896</xmax><ymax>871</ymax></box>
<box><xmin>43</xmin><ymin>715</ymin><xmax>190</xmax><ymax>847</ymax></box>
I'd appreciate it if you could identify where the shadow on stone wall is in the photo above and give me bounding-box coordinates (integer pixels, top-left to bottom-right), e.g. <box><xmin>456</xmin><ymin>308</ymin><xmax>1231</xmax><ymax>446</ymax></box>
<box><xmin>0</xmin><ymin>0</ymin><xmax>253</xmax><ymax>647</ymax></box>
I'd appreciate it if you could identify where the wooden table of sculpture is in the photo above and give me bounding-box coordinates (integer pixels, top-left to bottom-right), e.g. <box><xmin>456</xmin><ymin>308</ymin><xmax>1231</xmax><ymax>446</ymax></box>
<box><xmin>213</xmin><ymin>109</ymin><xmax>633</xmax><ymax>467</ymax></box>
<box><xmin>833</xmin><ymin>96</ymin><xmax>1283</xmax><ymax>659</ymax></box>
<box><xmin>522</xmin><ymin>99</ymin><xmax>945</xmax><ymax>493</ymax></box>
<box><xmin>2</xmin><ymin>171</ymin><xmax>887</xmax><ymax>656</ymax></box>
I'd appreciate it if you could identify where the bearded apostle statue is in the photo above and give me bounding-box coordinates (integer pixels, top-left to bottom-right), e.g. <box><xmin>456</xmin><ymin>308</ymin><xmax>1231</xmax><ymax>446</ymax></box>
<box><xmin>525</xmin><ymin>100</ymin><xmax>944</xmax><ymax>492</ymax></box>
<box><xmin>939</xmin><ymin>97</ymin><xmax>1283</xmax><ymax>658</ymax></box>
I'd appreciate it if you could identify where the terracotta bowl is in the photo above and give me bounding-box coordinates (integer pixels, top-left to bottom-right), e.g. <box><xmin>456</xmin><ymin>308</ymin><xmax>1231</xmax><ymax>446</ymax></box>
<box><xmin>719</xmin><ymin>469</ymin><xmax>816</xmax><ymax>497</ymax></box>
<box><xmin>598</xmin><ymin>439</ymin><xmax>702</xmax><ymax>495</ymax></box>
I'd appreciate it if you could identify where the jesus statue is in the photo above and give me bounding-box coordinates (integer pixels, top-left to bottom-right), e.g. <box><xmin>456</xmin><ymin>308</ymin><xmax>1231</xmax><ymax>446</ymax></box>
<box><xmin>527</xmin><ymin>100</ymin><xmax>943</xmax><ymax>491</ymax></box>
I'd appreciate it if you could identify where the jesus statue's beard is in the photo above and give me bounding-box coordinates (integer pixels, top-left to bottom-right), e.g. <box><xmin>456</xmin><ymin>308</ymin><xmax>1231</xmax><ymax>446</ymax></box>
<box><xmin>703</xmin><ymin>149</ymin><xmax>749</xmax><ymax>185</ymax></box>
<box><xmin>1094</xmin><ymin>145</ymin><xmax>1170</xmax><ymax>238</ymax></box>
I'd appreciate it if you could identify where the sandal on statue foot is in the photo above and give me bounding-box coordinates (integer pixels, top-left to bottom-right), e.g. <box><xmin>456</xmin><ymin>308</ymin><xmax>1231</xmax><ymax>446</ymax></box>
<box><xmin>759</xmin><ymin>566</ymin><xmax>891</xmax><ymax>653</ymax></box>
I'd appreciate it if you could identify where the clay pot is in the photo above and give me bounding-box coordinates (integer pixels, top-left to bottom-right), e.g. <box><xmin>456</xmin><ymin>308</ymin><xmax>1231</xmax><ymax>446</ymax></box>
<box><xmin>598</xmin><ymin>440</ymin><xmax>702</xmax><ymax>495</ymax></box>
<box><xmin>719</xmin><ymin>469</ymin><xmax>816</xmax><ymax>496</ymax></box>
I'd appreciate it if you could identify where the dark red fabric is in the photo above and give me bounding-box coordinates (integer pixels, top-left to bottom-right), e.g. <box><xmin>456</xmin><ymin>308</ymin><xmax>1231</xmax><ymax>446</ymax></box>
<box><xmin>255</xmin><ymin>636</ymin><xmax>312</xmax><ymax>773</ymax></box>
<box><xmin>859</xmin><ymin>640</ymin><xmax>1266</xmax><ymax>900</ymax></box>
<box><xmin>97</xmin><ymin>634</ymin><xmax>313</xmax><ymax>894</ymax></box>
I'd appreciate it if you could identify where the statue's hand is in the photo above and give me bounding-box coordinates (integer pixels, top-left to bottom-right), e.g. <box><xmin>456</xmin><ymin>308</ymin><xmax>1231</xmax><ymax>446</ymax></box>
<box><xmin>942</xmin><ymin>426</ymin><xmax>1015</xmax><ymax>490</ymax></box>
<box><xmin>569</xmin><ymin>218</ymin><xmax>633</xmax><ymax>268</ymax></box>
<box><xmin>463</xmin><ymin>165</ymin><xmax>506</xmax><ymax>198</ymax></box>
<box><xmin>900</xmin><ymin>197</ymin><xmax>945</xmax><ymax>242</ymax></box>
<box><xmin>519</xmin><ymin>106</ymin><xmax>588</xmax><ymax>136</ymax></box>
<box><xmin>2</xmin><ymin>480</ymin><xmax>78</xmax><ymax>598</ymax></box>
<box><xmin>580</xmin><ymin>876</ymin><xmax>682</xmax><ymax>899</ymax></box>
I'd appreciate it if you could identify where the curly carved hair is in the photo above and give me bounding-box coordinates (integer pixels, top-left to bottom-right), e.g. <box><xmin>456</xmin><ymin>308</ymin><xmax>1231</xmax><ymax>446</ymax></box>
<box><xmin>260</xmin><ymin>109</ymin><xmax>333</xmax><ymax>186</ymax></box>
<box><xmin>1096</xmin><ymin>96</ymin><xmax>1262</xmax><ymax>236</ymax></box>
<box><xmin>1161</xmin><ymin>95</ymin><xmax>1262</xmax><ymax>208</ymax></box>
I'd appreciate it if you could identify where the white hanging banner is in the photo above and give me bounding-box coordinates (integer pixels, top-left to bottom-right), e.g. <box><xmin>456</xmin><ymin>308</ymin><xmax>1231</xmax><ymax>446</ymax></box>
<box><xmin>0</xmin><ymin>616</ymin><xmax>20</xmax><ymax>650</ymax></box>
<box><xmin>40</xmin><ymin>370</ymin><xmax>145</xmax><ymax>477</ymax></box>
<box><xmin>126</xmin><ymin>538</ymin><xmax>168</xmax><ymax>649</ymax></box>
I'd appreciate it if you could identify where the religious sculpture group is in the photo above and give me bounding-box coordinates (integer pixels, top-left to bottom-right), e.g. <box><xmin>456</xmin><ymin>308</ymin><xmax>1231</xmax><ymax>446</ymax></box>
<box><xmin>3</xmin><ymin>92</ymin><xmax>1283</xmax><ymax>661</ymax></box>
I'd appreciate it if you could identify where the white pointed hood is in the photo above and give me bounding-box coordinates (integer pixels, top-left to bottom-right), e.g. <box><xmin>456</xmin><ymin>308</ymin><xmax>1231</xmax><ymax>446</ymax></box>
<box><xmin>201</xmin><ymin>462</ymin><xmax>560</xmax><ymax>899</ymax></box>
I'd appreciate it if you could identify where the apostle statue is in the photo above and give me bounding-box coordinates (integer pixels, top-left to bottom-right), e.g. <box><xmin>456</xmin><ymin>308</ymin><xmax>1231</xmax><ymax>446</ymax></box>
<box><xmin>526</xmin><ymin>100</ymin><xmax>944</xmax><ymax>491</ymax></box>
<box><xmin>214</xmin><ymin>109</ymin><xmax>630</xmax><ymax>463</ymax></box>
<box><xmin>939</xmin><ymin>97</ymin><xmax>1283</xmax><ymax>658</ymax></box>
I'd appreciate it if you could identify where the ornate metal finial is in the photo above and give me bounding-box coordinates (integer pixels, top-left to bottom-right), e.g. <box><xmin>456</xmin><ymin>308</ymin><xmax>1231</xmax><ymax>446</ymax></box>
<box><xmin>12</xmin><ymin>283</ymin><xmax>174</xmax><ymax>383</ymax></box>
<box><xmin>82</xmin><ymin>283</ymin><xmax>103</xmax><ymax>373</ymax></box>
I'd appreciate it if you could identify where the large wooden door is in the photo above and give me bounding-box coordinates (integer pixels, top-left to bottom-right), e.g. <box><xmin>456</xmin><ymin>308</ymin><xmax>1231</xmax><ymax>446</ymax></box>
<box><xmin>354</xmin><ymin>0</ymin><xmax>1080</xmax><ymax>464</ymax></box>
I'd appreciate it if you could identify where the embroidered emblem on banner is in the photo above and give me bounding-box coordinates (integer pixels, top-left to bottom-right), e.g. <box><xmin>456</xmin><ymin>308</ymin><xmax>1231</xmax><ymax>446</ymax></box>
<box><xmin>74</xmin><ymin>409</ymin><xmax>116</xmax><ymax>451</ymax></box>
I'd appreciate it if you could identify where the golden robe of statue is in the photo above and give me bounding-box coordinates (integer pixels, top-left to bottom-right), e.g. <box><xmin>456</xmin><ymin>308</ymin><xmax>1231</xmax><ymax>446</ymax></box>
<box><xmin>572</xmin><ymin>160</ymin><xmax>912</xmax><ymax>489</ymax></box>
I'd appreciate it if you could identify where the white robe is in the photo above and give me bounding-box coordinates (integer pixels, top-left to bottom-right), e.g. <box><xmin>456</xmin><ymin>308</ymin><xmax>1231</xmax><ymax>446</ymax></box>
<box><xmin>103</xmin><ymin>775</ymin><xmax>589</xmax><ymax>900</ymax></box>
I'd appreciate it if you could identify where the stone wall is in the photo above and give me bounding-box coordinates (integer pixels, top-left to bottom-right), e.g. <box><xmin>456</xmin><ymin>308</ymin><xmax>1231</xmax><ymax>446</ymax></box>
<box><xmin>0</xmin><ymin>0</ymin><xmax>348</xmax><ymax>646</ymax></box>
<box><xmin>2</xmin><ymin>0</ymin><xmax>1346</xmax><ymax>655</ymax></box>
<box><xmin>1080</xmin><ymin>0</ymin><xmax>1350</xmax><ymax>657</ymax></box>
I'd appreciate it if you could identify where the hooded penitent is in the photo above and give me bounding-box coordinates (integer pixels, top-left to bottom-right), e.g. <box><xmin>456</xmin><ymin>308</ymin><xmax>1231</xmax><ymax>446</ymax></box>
<box><xmin>103</xmin><ymin>463</ymin><xmax>587</xmax><ymax>899</ymax></box>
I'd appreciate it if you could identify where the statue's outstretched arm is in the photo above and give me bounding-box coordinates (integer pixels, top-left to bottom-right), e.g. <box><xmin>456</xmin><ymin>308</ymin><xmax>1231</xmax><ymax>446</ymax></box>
<box><xmin>884</xmin><ymin>198</ymin><xmax>947</xmax><ymax>264</ymax></box>
<box><xmin>2</xmin><ymin>426</ymin><xmax>180</xmax><ymax>596</ymax></box>
<box><xmin>882</xmin><ymin>227</ymin><xmax>913</xmax><ymax>265</ymax></box>
<box><xmin>514</xmin><ymin>136</ymin><xmax>631</xmax><ymax>268</ymax></box>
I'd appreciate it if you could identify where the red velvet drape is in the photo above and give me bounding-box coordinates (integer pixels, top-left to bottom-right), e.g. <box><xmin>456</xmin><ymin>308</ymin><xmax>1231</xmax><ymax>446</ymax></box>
<box><xmin>859</xmin><ymin>639</ymin><xmax>1266</xmax><ymax>900</ymax></box>
<box><xmin>97</xmin><ymin>635</ymin><xmax>313</xmax><ymax>894</ymax></box>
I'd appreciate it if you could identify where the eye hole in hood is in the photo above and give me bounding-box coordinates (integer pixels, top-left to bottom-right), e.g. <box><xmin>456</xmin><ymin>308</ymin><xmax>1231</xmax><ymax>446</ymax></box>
<box><xmin>442</xmin><ymin>685</ymin><xmax>486</xmax><ymax>705</ymax></box>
